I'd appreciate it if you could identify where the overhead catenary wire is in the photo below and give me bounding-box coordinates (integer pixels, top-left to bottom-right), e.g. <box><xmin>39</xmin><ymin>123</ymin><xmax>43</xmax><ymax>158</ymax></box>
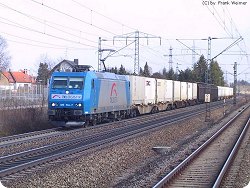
<box><xmin>6</xmin><ymin>38</ymin><xmax>94</xmax><ymax>50</ymax></box>
<box><xmin>30</xmin><ymin>0</ymin><xmax>118</xmax><ymax>36</ymax></box>
<box><xmin>0</xmin><ymin>2</ymin><xmax>106</xmax><ymax>44</ymax></box>
<box><xmin>0</xmin><ymin>17</ymin><xmax>97</xmax><ymax>48</ymax></box>
<box><xmin>212</xmin><ymin>37</ymin><xmax>243</xmax><ymax>60</ymax></box>
<box><xmin>206</xmin><ymin>4</ymin><xmax>248</xmax><ymax>60</ymax></box>
<box><xmin>70</xmin><ymin>0</ymin><xmax>137</xmax><ymax>32</ymax></box>
<box><xmin>0</xmin><ymin>31</ymin><xmax>95</xmax><ymax>50</ymax></box>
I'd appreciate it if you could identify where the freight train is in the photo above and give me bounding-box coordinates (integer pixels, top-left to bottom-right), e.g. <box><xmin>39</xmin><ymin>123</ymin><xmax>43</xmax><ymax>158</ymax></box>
<box><xmin>48</xmin><ymin>68</ymin><xmax>233</xmax><ymax>127</ymax></box>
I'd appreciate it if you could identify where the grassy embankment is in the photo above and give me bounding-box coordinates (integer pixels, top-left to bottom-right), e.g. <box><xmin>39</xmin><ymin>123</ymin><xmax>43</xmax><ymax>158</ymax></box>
<box><xmin>0</xmin><ymin>100</ymin><xmax>53</xmax><ymax>137</ymax></box>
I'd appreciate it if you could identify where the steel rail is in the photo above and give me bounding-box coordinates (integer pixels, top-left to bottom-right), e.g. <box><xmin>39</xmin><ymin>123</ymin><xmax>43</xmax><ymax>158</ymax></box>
<box><xmin>0</xmin><ymin>101</ymin><xmax>223</xmax><ymax>149</ymax></box>
<box><xmin>0</xmin><ymin>104</ymin><xmax>221</xmax><ymax>179</ymax></box>
<box><xmin>152</xmin><ymin>104</ymin><xmax>249</xmax><ymax>188</ymax></box>
<box><xmin>0</xmin><ymin>128</ymin><xmax>59</xmax><ymax>145</ymax></box>
<box><xmin>212</xmin><ymin>117</ymin><xmax>250</xmax><ymax>188</ymax></box>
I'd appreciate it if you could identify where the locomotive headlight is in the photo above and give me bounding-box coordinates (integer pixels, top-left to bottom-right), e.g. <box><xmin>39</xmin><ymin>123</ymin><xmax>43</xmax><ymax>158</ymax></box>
<box><xmin>51</xmin><ymin>102</ymin><xmax>59</xmax><ymax>107</ymax></box>
<box><xmin>75</xmin><ymin>103</ymin><xmax>82</xmax><ymax>107</ymax></box>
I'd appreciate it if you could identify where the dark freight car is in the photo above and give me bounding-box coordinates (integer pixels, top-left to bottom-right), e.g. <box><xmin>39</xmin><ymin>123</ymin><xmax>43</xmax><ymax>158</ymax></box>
<box><xmin>210</xmin><ymin>84</ymin><xmax>218</xmax><ymax>101</ymax></box>
<box><xmin>197</xmin><ymin>83</ymin><xmax>218</xmax><ymax>103</ymax></box>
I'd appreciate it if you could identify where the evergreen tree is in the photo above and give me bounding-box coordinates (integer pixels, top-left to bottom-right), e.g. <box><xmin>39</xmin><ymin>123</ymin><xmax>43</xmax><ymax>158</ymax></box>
<box><xmin>37</xmin><ymin>63</ymin><xmax>50</xmax><ymax>85</ymax></box>
<box><xmin>143</xmin><ymin>62</ymin><xmax>151</xmax><ymax>77</ymax></box>
<box><xmin>166</xmin><ymin>68</ymin><xmax>176</xmax><ymax>80</ymax></box>
<box><xmin>178</xmin><ymin>68</ymin><xmax>193</xmax><ymax>82</ymax></box>
<box><xmin>210</xmin><ymin>60</ymin><xmax>224</xmax><ymax>86</ymax></box>
<box><xmin>238</xmin><ymin>80</ymin><xmax>250</xmax><ymax>86</ymax></box>
<box><xmin>107</xmin><ymin>66</ymin><xmax>118</xmax><ymax>74</ymax></box>
<box><xmin>152</xmin><ymin>72</ymin><xmax>164</xmax><ymax>79</ymax></box>
<box><xmin>193</xmin><ymin>55</ymin><xmax>207</xmax><ymax>82</ymax></box>
<box><xmin>118</xmin><ymin>64</ymin><xmax>127</xmax><ymax>75</ymax></box>
<box><xmin>139</xmin><ymin>67</ymin><xmax>144</xmax><ymax>76</ymax></box>
<box><xmin>162</xmin><ymin>67</ymin><xmax>167</xmax><ymax>78</ymax></box>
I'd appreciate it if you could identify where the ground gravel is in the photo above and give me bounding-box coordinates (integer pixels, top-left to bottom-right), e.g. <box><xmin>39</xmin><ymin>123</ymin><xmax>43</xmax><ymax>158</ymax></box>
<box><xmin>2</xmin><ymin>99</ymin><xmax>249</xmax><ymax>188</ymax></box>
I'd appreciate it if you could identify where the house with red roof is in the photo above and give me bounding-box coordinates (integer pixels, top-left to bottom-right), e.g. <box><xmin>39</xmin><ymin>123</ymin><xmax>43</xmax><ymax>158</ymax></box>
<box><xmin>0</xmin><ymin>69</ymin><xmax>36</xmax><ymax>90</ymax></box>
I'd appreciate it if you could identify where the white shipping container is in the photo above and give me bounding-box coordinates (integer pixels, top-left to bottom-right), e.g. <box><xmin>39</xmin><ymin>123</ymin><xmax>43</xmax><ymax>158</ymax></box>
<box><xmin>129</xmin><ymin>75</ymin><xmax>145</xmax><ymax>105</ymax></box>
<box><xmin>192</xmin><ymin>83</ymin><xmax>197</xmax><ymax>100</ymax></box>
<box><xmin>173</xmin><ymin>81</ymin><xmax>181</xmax><ymax>101</ymax></box>
<box><xmin>187</xmin><ymin>82</ymin><xmax>193</xmax><ymax>100</ymax></box>
<box><xmin>181</xmin><ymin>82</ymin><xmax>188</xmax><ymax>100</ymax></box>
<box><xmin>224</xmin><ymin>87</ymin><xmax>228</xmax><ymax>97</ymax></box>
<box><xmin>225</xmin><ymin>87</ymin><xmax>231</xmax><ymax>97</ymax></box>
<box><xmin>129</xmin><ymin>75</ymin><xmax>156</xmax><ymax>105</ymax></box>
<box><xmin>145</xmin><ymin>77</ymin><xmax>156</xmax><ymax>104</ymax></box>
<box><xmin>156</xmin><ymin>79</ymin><xmax>165</xmax><ymax>103</ymax></box>
<box><xmin>218</xmin><ymin>86</ymin><xmax>223</xmax><ymax>97</ymax></box>
<box><xmin>156</xmin><ymin>79</ymin><xmax>173</xmax><ymax>103</ymax></box>
<box><xmin>165</xmin><ymin>80</ymin><xmax>174</xmax><ymax>102</ymax></box>
<box><xmin>221</xmin><ymin>87</ymin><xmax>226</xmax><ymax>97</ymax></box>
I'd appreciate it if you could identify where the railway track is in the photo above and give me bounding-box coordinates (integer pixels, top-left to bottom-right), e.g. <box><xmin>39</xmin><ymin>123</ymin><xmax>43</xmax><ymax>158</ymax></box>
<box><xmin>0</xmin><ymin>102</ymin><xmax>226</xmax><ymax>180</ymax></box>
<box><xmin>0</xmin><ymin>102</ymin><xmax>231</xmax><ymax>148</ymax></box>
<box><xmin>0</xmin><ymin>100</ymin><xmax>229</xmax><ymax>150</ymax></box>
<box><xmin>153</xmin><ymin>104</ymin><xmax>250</xmax><ymax>188</ymax></box>
<box><xmin>0</xmin><ymin>128</ymin><xmax>59</xmax><ymax>147</ymax></box>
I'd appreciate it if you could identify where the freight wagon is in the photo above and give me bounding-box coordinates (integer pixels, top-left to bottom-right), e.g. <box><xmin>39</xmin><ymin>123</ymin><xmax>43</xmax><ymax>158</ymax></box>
<box><xmin>197</xmin><ymin>83</ymin><xmax>219</xmax><ymax>102</ymax></box>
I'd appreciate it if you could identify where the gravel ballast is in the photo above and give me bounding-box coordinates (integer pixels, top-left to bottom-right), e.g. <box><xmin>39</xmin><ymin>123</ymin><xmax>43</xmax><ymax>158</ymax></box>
<box><xmin>2</xmin><ymin>100</ymin><xmax>249</xmax><ymax>188</ymax></box>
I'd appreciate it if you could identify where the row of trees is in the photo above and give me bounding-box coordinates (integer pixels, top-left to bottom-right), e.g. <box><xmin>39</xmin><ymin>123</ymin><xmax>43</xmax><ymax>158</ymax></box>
<box><xmin>107</xmin><ymin>55</ymin><xmax>226</xmax><ymax>86</ymax></box>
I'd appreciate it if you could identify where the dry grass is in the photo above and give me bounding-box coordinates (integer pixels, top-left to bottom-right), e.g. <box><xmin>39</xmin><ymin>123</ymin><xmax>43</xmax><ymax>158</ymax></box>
<box><xmin>0</xmin><ymin>107</ymin><xmax>53</xmax><ymax>137</ymax></box>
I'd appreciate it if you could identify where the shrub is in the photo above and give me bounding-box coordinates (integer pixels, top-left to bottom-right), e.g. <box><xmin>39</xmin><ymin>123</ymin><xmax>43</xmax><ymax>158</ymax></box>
<box><xmin>0</xmin><ymin>107</ymin><xmax>53</xmax><ymax>137</ymax></box>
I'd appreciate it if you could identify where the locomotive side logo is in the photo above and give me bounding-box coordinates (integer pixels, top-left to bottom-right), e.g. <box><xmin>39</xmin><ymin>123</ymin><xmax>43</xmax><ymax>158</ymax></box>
<box><xmin>51</xmin><ymin>94</ymin><xmax>82</xmax><ymax>100</ymax></box>
<box><xmin>110</xmin><ymin>83</ymin><xmax>118</xmax><ymax>103</ymax></box>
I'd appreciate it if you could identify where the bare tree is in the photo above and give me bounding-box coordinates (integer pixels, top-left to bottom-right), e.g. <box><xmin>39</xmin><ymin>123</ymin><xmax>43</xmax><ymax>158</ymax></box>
<box><xmin>0</xmin><ymin>36</ymin><xmax>11</xmax><ymax>71</ymax></box>
<box><xmin>37</xmin><ymin>53</ymin><xmax>62</xmax><ymax>71</ymax></box>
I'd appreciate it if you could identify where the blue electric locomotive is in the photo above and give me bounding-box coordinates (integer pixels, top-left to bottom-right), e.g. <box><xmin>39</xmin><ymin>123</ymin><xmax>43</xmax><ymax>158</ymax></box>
<box><xmin>48</xmin><ymin>70</ymin><xmax>131</xmax><ymax>127</ymax></box>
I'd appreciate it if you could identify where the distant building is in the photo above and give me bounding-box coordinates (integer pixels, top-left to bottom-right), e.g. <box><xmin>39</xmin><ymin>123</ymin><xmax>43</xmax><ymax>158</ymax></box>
<box><xmin>0</xmin><ymin>69</ymin><xmax>36</xmax><ymax>90</ymax></box>
<box><xmin>49</xmin><ymin>59</ymin><xmax>93</xmax><ymax>75</ymax></box>
<box><xmin>50</xmin><ymin>59</ymin><xmax>79</xmax><ymax>73</ymax></box>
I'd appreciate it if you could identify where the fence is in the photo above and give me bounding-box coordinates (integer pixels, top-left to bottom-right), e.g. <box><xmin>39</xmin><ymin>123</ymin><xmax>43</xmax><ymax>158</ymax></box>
<box><xmin>0</xmin><ymin>84</ymin><xmax>48</xmax><ymax>108</ymax></box>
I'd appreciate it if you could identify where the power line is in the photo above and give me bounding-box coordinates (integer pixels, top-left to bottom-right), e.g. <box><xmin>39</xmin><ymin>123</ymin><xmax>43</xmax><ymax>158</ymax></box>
<box><xmin>0</xmin><ymin>17</ymin><xmax>97</xmax><ymax>48</ymax></box>
<box><xmin>0</xmin><ymin>2</ymin><xmax>101</xmax><ymax>44</ymax></box>
<box><xmin>206</xmin><ymin>5</ymin><xmax>248</xmax><ymax>59</ymax></box>
<box><xmin>207</xmin><ymin>5</ymin><xmax>234</xmax><ymax>37</ymax></box>
<box><xmin>176</xmin><ymin>39</ymin><xmax>202</xmax><ymax>57</ymax></box>
<box><xmin>113</xmin><ymin>31</ymin><xmax>161</xmax><ymax>74</ymax></box>
<box><xmin>212</xmin><ymin>37</ymin><xmax>243</xmax><ymax>60</ymax></box>
<box><xmin>70</xmin><ymin>0</ymin><xmax>137</xmax><ymax>31</ymax></box>
<box><xmin>0</xmin><ymin>31</ymin><xmax>94</xmax><ymax>50</ymax></box>
<box><xmin>6</xmin><ymin>38</ymin><xmax>92</xmax><ymax>50</ymax></box>
<box><xmin>30</xmin><ymin>0</ymin><xmax>117</xmax><ymax>36</ymax></box>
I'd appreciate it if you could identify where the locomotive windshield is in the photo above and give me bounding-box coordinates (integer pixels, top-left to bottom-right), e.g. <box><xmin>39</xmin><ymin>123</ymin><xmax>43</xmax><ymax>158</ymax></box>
<box><xmin>69</xmin><ymin>77</ymin><xmax>84</xmax><ymax>89</ymax></box>
<box><xmin>52</xmin><ymin>77</ymin><xmax>68</xmax><ymax>89</ymax></box>
<box><xmin>52</xmin><ymin>77</ymin><xmax>84</xmax><ymax>89</ymax></box>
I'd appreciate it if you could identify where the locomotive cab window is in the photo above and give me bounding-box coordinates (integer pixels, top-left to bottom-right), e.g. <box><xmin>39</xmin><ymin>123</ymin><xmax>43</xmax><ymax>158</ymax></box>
<box><xmin>69</xmin><ymin>77</ymin><xmax>84</xmax><ymax>89</ymax></box>
<box><xmin>52</xmin><ymin>77</ymin><xmax>68</xmax><ymax>89</ymax></box>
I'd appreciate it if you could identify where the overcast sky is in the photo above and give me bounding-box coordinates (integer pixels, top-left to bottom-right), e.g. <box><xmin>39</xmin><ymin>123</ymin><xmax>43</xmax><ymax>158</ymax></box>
<box><xmin>0</xmin><ymin>0</ymin><xmax>249</xmax><ymax>83</ymax></box>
